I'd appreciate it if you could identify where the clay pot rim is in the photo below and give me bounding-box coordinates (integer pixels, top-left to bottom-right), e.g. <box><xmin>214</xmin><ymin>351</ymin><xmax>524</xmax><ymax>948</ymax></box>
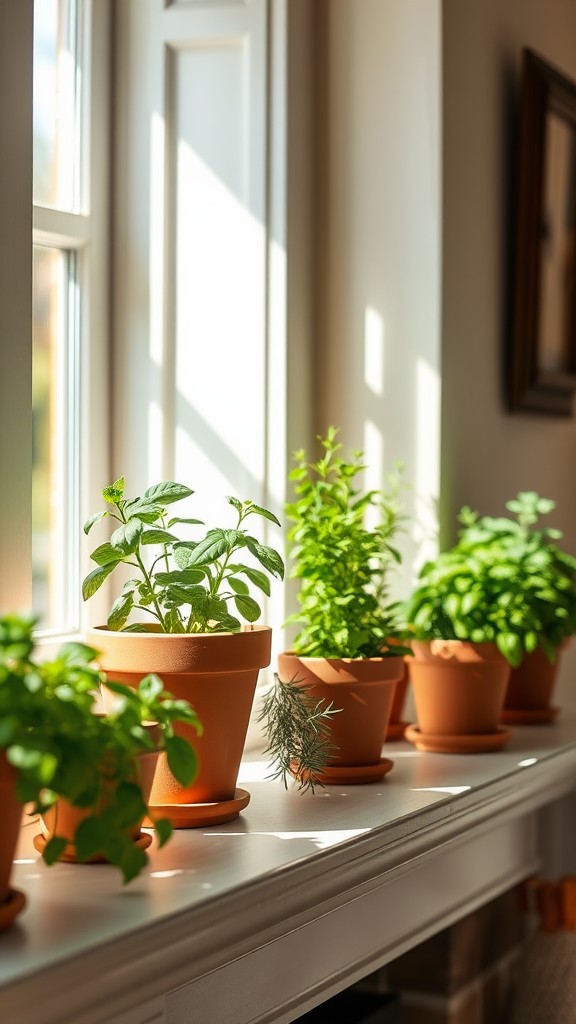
<box><xmin>407</xmin><ymin>639</ymin><xmax>508</xmax><ymax>663</ymax></box>
<box><xmin>89</xmin><ymin>624</ymin><xmax>271</xmax><ymax>640</ymax></box>
<box><xmin>279</xmin><ymin>649</ymin><xmax>403</xmax><ymax>666</ymax></box>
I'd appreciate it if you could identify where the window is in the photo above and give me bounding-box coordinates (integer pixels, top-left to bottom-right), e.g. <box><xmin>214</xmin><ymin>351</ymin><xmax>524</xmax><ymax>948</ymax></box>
<box><xmin>32</xmin><ymin>0</ymin><xmax>110</xmax><ymax>636</ymax></box>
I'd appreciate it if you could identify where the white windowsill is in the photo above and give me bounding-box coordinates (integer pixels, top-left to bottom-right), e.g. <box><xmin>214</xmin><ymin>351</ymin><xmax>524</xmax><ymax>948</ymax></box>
<box><xmin>2</xmin><ymin>719</ymin><xmax>576</xmax><ymax>1023</ymax></box>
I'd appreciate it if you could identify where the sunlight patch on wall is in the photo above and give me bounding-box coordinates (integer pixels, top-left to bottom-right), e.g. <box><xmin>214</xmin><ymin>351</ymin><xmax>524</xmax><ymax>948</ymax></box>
<box><xmin>414</xmin><ymin>357</ymin><xmax>440</xmax><ymax>571</ymax></box>
<box><xmin>363</xmin><ymin>419</ymin><xmax>384</xmax><ymax>533</ymax></box>
<box><xmin>363</xmin><ymin>306</ymin><xmax>385</xmax><ymax>398</ymax></box>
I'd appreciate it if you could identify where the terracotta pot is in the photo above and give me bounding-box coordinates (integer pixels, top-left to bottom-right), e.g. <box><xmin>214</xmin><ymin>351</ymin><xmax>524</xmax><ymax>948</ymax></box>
<box><xmin>385</xmin><ymin>661</ymin><xmax>410</xmax><ymax>740</ymax></box>
<box><xmin>37</xmin><ymin>747</ymin><xmax>158</xmax><ymax>863</ymax></box>
<box><xmin>0</xmin><ymin>753</ymin><xmax>26</xmax><ymax>931</ymax></box>
<box><xmin>277</xmin><ymin>651</ymin><xmax>404</xmax><ymax>783</ymax></box>
<box><xmin>502</xmin><ymin>645</ymin><xmax>564</xmax><ymax>723</ymax></box>
<box><xmin>89</xmin><ymin>625</ymin><xmax>272</xmax><ymax>826</ymax></box>
<box><xmin>406</xmin><ymin>640</ymin><xmax>511</xmax><ymax>752</ymax></box>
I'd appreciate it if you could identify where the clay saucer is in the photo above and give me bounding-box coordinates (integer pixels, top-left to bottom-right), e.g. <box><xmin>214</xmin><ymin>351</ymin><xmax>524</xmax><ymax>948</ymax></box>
<box><xmin>291</xmin><ymin>757</ymin><xmax>394</xmax><ymax>786</ymax></box>
<box><xmin>385</xmin><ymin>720</ymin><xmax>410</xmax><ymax>741</ymax></box>
<box><xmin>0</xmin><ymin>889</ymin><xmax>26</xmax><ymax>933</ymax></box>
<box><xmin>33</xmin><ymin>830</ymin><xmax>153</xmax><ymax>862</ymax></box>
<box><xmin>404</xmin><ymin>724</ymin><xmax>511</xmax><ymax>754</ymax></box>
<box><xmin>145</xmin><ymin>788</ymin><xmax>250</xmax><ymax>828</ymax></box>
<box><xmin>501</xmin><ymin>706</ymin><xmax>559</xmax><ymax>725</ymax></box>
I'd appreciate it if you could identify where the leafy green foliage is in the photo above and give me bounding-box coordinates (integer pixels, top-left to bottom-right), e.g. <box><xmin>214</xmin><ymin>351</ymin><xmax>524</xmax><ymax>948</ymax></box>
<box><xmin>0</xmin><ymin>615</ymin><xmax>202</xmax><ymax>882</ymax></box>
<box><xmin>285</xmin><ymin>427</ymin><xmax>405</xmax><ymax>658</ymax></box>
<box><xmin>83</xmin><ymin>478</ymin><xmax>284</xmax><ymax>633</ymax></box>
<box><xmin>404</xmin><ymin>492</ymin><xmax>576</xmax><ymax>667</ymax></box>
<box><xmin>257</xmin><ymin>674</ymin><xmax>341</xmax><ymax>794</ymax></box>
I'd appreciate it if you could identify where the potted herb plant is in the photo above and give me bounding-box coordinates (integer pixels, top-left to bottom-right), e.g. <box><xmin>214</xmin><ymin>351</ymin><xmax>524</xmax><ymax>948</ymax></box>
<box><xmin>0</xmin><ymin>613</ymin><xmax>201</xmax><ymax>931</ymax></box>
<box><xmin>83</xmin><ymin>477</ymin><xmax>284</xmax><ymax>826</ymax></box>
<box><xmin>403</xmin><ymin>491</ymin><xmax>576</xmax><ymax>751</ymax></box>
<box><xmin>268</xmin><ymin>428</ymin><xmax>406</xmax><ymax>788</ymax></box>
<box><xmin>454</xmin><ymin>492</ymin><xmax>576</xmax><ymax>723</ymax></box>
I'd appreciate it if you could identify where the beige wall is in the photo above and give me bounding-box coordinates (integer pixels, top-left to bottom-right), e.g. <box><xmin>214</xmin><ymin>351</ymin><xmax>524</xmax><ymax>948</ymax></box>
<box><xmin>442</xmin><ymin>0</ymin><xmax>576</xmax><ymax>702</ymax></box>
<box><xmin>442</xmin><ymin>0</ymin><xmax>576</xmax><ymax>542</ymax></box>
<box><xmin>314</xmin><ymin>0</ymin><xmax>442</xmax><ymax>599</ymax></box>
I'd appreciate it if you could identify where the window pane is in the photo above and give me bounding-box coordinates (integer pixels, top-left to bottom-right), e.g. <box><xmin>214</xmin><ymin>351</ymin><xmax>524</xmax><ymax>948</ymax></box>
<box><xmin>32</xmin><ymin>245</ymin><xmax>79</xmax><ymax>633</ymax></box>
<box><xmin>33</xmin><ymin>0</ymin><xmax>81</xmax><ymax>210</ymax></box>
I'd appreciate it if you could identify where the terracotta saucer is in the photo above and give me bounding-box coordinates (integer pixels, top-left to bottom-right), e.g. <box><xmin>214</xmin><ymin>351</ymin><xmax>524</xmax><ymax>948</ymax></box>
<box><xmin>0</xmin><ymin>889</ymin><xmax>26</xmax><ymax>932</ymax></box>
<box><xmin>145</xmin><ymin>788</ymin><xmax>251</xmax><ymax>829</ymax></box>
<box><xmin>501</xmin><ymin>706</ymin><xmax>559</xmax><ymax>725</ymax></box>
<box><xmin>404</xmin><ymin>724</ymin><xmax>512</xmax><ymax>754</ymax></box>
<box><xmin>32</xmin><ymin>830</ymin><xmax>153</xmax><ymax>862</ymax></box>
<box><xmin>385</xmin><ymin>720</ymin><xmax>410</xmax><ymax>741</ymax></box>
<box><xmin>291</xmin><ymin>758</ymin><xmax>394</xmax><ymax>786</ymax></box>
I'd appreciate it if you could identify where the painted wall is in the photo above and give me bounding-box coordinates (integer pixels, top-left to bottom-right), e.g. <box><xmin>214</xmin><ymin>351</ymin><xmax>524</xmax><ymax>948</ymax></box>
<box><xmin>314</xmin><ymin>0</ymin><xmax>576</xmax><ymax>705</ymax></box>
<box><xmin>442</xmin><ymin>0</ymin><xmax>576</xmax><ymax>704</ymax></box>
<box><xmin>313</xmin><ymin>0</ymin><xmax>443</xmax><ymax>603</ymax></box>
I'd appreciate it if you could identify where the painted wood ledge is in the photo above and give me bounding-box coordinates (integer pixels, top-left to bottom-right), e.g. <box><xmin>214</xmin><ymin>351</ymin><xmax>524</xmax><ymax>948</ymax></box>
<box><xmin>2</xmin><ymin>719</ymin><xmax>576</xmax><ymax>1024</ymax></box>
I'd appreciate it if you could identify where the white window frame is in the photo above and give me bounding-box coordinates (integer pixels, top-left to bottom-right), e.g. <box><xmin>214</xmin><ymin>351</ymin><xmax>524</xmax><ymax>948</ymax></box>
<box><xmin>0</xmin><ymin>0</ymin><xmax>111</xmax><ymax>646</ymax></box>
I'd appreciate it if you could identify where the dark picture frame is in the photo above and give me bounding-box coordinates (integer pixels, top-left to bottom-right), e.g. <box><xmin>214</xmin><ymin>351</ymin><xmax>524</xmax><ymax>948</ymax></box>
<box><xmin>509</xmin><ymin>49</ymin><xmax>576</xmax><ymax>415</ymax></box>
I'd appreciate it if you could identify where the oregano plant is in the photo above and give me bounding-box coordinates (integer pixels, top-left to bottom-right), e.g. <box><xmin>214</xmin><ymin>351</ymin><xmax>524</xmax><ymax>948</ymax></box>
<box><xmin>83</xmin><ymin>478</ymin><xmax>284</xmax><ymax>633</ymax></box>
<box><xmin>285</xmin><ymin>427</ymin><xmax>406</xmax><ymax>658</ymax></box>
<box><xmin>0</xmin><ymin>614</ymin><xmax>201</xmax><ymax>883</ymax></box>
<box><xmin>405</xmin><ymin>491</ymin><xmax>576</xmax><ymax>667</ymax></box>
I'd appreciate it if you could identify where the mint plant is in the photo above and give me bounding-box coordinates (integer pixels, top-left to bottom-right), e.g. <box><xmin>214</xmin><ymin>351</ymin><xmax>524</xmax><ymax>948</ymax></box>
<box><xmin>405</xmin><ymin>492</ymin><xmax>576</xmax><ymax>667</ymax></box>
<box><xmin>0</xmin><ymin>614</ymin><xmax>201</xmax><ymax>882</ymax></box>
<box><xmin>285</xmin><ymin>427</ymin><xmax>405</xmax><ymax>659</ymax></box>
<box><xmin>83</xmin><ymin>478</ymin><xmax>284</xmax><ymax>633</ymax></box>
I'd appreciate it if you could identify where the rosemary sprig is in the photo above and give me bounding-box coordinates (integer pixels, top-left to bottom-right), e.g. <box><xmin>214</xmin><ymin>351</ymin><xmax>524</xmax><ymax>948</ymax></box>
<box><xmin>257</xmin><ymin>674</ymin><xmax>341</xmax><ymax>794</ymax></box>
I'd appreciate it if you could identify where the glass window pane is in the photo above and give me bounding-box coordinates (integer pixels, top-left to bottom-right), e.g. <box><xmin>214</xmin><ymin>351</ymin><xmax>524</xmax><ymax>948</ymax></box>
<box><xmin>33</xmin><ymin>0</ymin><xmax>81</xmax><ymax>210</ymax></box>
<box><xmin>32</xmin><ymin>245</ymin><xmax>79</xmax><ymax>633</ymax></box>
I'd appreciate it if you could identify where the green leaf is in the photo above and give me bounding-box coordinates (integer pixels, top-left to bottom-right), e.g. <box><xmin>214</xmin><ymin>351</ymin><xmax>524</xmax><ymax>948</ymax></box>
<box><xmin>143</xmin><ymin>482</ymin><xmax>193</xmax><ymax>505</ymax></box>
<box><xmin>58</xmin><ymin>642</ymin><xmax>98</xmax><ymax>664</ymax></box>
<box><xmin>226</xmin><ymin>496</ymin><xmax>243</xmax><ymax>512</ymax></box>
<box><xmin>111</xmin><ymin>520</ymin><xmax>143</xmax><ymax>554</ymax></box>
<box><xmin>184</xmin><ymin>531</ymin><xmax>228</xmax><ymax>566</ymax></box>
<box><xmin>42</xmin><ymin>834</ymin><xmax>68</xmax><ymax>866</ymax></box>
<box><xmin>228</xmin><ymin>577</ymin><xmax>249</xmax><ymax>596</ymax></box>
<box><xmin>74</xmin><ymin>816</ymin><xmax>106</xmax><ymax>860</ymax></box>
<box><xmin>165</xmin><ymin>734</ymin><xmax>198</xmax><ymax>786</ymax></box>
<box><xmin>234</xmin><ymin>594</ymin><xmax>261</xmax><ymax>622</ymax></box>
<box><xmin>172</xmin><ymin>544</ymin><xmax>196</xmax><ymax>570</ymax></box>
<box><xmin>496</xmin><ymin>631</ymin><xmax>523</xmax><ymax>667</ymax></box>
<box><xmin>245</xmin><ymin>539</ymin><xmax>285</xmax><ymax>579</ymax></box>
<box><xmin>167</xmin><ymin>517</ymin><xmax>204</xmax><ymax>528</ymax></box>
<box><xmin>103</xmin><ymin>477</ymin><xmax>125</xmax><ymax>504</ymax></box>
<box><xmin>154</xmin><ymin>569</ymin><xmax>206</xmax><ymax>586</ymax></box>
<box><xmin>90</xmin><ymin>542</ymin><xmax>126</xmax><ymax>566</ymax></box>
<box><xmin>140</xmin><ymin>529</ymin><xmax>179</xmax><ymax>545</ymax></box>
<box><xmin>108</xmin><ymin>590</ymin><xmax>135</xmax><ymax>631</ymax></box>
<box><xmin>137</xmin><ymin>673</ymin><xmax>165</xmax><ymax>702</ymax></box>
<box><xmin>115</xmin><ymin>781</ymin><xmax>148</xmax><ymax>828</ymax></box>
<box><xmin>154</xmin><ymin>817</ymin><xmax>173</xmax><ymax>848</ymax></box>
<box><xmin>84</xmin><ymin>511</ymin><xmax>107</xmax><ymax>535</ymax></box>
<box><xmin>235</xmin><ymin>566</ymin><xmax>271</xmax><ymax>596</ymax></box>
<box><xmin>82</xmin><ymin>562</ymin><xmax>117</xmax><ymax>601</ymax></box>
<box><xmin>243</xmin><ymin>502</ymin><xmax>281</xmax><ymax>527</ymax></box>
<box><xmin>119</xmin><ymin>843</ymin><xmax>148</xmax><ymax>884</ymax></box>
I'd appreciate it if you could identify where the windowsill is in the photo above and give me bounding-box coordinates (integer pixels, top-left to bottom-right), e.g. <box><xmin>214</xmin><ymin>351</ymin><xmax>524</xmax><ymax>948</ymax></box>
<box><xmin>3</xmin><ymin>719</ymin><xmax>576</xmax><ymax>1023</ymax></box>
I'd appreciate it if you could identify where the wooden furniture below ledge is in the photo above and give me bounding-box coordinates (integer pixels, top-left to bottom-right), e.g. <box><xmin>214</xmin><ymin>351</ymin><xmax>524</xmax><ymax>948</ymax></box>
<box><xmin>2</xmin><ymin>720</ymin><xmax>576</xmax><ymax>1024</ymax></box>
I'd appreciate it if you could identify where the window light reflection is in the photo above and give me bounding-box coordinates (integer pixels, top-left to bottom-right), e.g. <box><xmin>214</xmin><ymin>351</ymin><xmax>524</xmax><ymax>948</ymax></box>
<box><xmin>412</xmin><ymin>786</ymin><xmax>471</xmax><ymax>795</ymax></box>
<box><xmin>209</xmin><ymin>829</ymin><xmax>371</xmax><ymax>850</ymax></box>
<box><xmin>518</xmin><ymin>758</ymin><xmax>538</xmax><ymax>767</ymax></box>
